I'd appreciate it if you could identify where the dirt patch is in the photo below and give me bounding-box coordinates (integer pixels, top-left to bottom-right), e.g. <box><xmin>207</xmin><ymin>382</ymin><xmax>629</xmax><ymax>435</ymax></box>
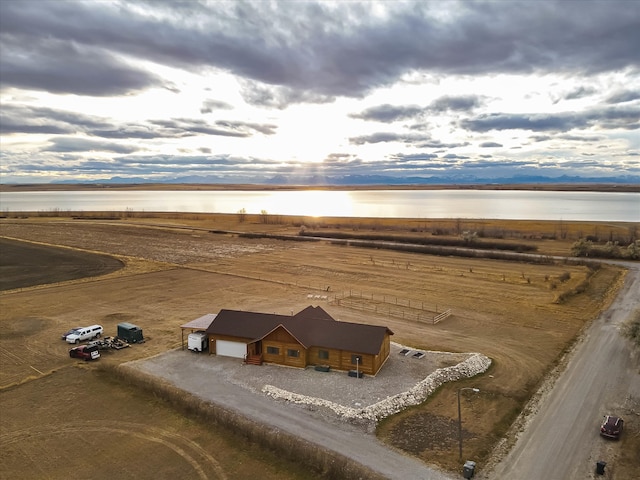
<box><xmin>386</xmin><ymin>412</ymin><xmax>465</xmax><ymax>455</ymax></box>
<box><xmin>0</xmin><ymin>237</ymin><xmax>124</xmax><ymax>291</ymax></box>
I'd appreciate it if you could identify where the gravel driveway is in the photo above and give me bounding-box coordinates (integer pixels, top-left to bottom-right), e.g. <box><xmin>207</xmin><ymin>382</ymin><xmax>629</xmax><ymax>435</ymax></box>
<box><xmin>130</xmin><ymin>342</ymin><xmax>459</xmax><ymax>479</ymax></box>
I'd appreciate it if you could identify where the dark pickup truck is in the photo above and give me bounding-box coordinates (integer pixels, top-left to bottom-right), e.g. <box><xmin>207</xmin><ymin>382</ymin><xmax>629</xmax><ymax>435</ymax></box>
<box><xmin>69</xmin><ymin>345</ymin><xmax>100</xmax><ymax>361</ymax></box>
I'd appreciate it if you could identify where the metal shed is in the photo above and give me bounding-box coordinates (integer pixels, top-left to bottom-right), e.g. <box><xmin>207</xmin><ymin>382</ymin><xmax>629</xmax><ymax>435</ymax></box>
<box><xmin>117</xmin><ymin>322</ymin><xmax>144</xmax><ymax>343</ymax></box>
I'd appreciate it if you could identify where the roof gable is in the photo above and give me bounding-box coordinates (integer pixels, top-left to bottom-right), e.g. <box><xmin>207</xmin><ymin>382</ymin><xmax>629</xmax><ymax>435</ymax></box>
<box><xmin>256</xmin><ymin>324</ymin><xmax>309</xmax><ymax>348</ymax></box>
<box><xmin>293</xmin><ymin>305</ymin><xmax>335</xmax><ymax>322</ymax></box>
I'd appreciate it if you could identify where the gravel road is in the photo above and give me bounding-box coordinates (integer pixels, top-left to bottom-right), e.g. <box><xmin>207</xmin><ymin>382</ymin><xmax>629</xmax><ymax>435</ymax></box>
<box><xmin>487</xmin><ymin>261</ymin><xmax>640</xmax><ymax>479</ymax></box>
<box><xmin>130</xmin><ymin>343</ymin><xmax>458</xmax><ymax>479</ymax></box>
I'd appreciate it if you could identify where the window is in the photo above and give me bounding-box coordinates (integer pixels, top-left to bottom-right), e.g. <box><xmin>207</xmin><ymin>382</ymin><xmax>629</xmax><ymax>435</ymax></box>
<box><xmin>287</xmin><ymin>349</ymin><xmax>300</xmax><ymax>358</ymax></box>
<box><xmin>318</xmin><ymin>350</ymin><xmax>329</xmax><ymax>360</ymax></box>
<box><xmin>266</xmin><ymin>346</ymin><xmax>279</xmax><ymax>355</ymax></box>
<box><xmin>351</xmin><ymin>354</ymin><xmax>363</xmax><ymax>364</ymax></box>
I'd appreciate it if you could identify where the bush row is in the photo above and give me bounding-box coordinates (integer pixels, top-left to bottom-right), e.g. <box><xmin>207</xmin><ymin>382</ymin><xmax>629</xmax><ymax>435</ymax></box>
<box><xmin>299</xmin><ymin>230</ymin><xmax>537</xmax><ymax>252</ymax></box>
<box><xmin>571</xmin><ymin>239</ymin><xmax>640</xmax><ymax>260</ymax></box>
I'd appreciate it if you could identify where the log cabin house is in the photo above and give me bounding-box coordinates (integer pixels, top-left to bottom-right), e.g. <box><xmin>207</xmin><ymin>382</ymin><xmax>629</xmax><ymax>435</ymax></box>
<box><xmin>203</xmin><ymin>306</ymin><xmax>393</xmax><ymax>375</ymax></box>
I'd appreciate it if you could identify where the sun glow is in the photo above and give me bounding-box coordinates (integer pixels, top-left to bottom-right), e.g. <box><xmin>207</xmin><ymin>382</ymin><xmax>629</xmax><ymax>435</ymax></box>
<box><xmin>259</xmin><ymin>190</ymin><xmax>355</xmax><ymax>217</ymax></box>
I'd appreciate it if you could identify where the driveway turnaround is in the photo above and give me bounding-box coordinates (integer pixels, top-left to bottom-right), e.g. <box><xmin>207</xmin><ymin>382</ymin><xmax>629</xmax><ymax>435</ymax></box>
<box><xmin>131</xmin><ymin>348</ymin><xmax>456</xmax><ymax>480</ymax></box>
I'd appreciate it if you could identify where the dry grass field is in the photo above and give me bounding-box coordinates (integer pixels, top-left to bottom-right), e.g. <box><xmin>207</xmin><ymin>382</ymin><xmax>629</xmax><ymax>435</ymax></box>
<box><xmin>0</xmin><ymin>212</ymin><xmax>636</xmax><ymax>477</ymax></box>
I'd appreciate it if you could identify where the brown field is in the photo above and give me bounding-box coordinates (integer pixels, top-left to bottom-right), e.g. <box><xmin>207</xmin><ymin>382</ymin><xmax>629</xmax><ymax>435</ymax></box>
<box><xmin>1</xmin><ymin>212</ymin><xmax>637</xmax><ymax>478</ymax></box>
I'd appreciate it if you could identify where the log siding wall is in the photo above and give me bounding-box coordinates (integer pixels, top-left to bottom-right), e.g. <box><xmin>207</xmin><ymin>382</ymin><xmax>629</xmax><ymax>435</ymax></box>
<box><xmin>208</xmin><ymin>331</ymin><xmax>392</xmax><ymax>375</ymax></box>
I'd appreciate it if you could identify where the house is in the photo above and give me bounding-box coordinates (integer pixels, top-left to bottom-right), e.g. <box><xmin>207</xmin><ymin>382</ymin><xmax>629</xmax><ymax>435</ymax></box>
<box><xmin>204</xmin><ymin>306</ymin><xmax>393</xmax><ymax>375</ymax></box>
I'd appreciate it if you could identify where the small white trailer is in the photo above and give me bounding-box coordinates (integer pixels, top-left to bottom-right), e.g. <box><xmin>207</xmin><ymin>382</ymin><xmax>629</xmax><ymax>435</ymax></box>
<box><xmin>187</xmin><ymin>331</ymin><xmax>208</xmax><ymax>352</ymax></box>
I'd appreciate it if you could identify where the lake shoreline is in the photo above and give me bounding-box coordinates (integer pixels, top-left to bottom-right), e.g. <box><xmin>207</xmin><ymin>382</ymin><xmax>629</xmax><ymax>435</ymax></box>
<box><xmin>2</xmin><ymin>182</ymin><xmax>639</xmax><ymax>193</ymax></box>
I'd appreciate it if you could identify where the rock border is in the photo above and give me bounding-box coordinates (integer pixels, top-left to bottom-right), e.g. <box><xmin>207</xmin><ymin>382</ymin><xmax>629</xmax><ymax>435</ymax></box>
<box><xmin>263</xmin><ymin>350</ymin><xmax>491</xmax><ymax>423</ymax></box>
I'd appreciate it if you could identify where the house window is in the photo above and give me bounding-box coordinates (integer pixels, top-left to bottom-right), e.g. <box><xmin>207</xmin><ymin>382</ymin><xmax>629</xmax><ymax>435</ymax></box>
<box><xmin>351</xmin><ymin>354</ymin><xmax>363</xmax><ymax>364</ymax></box>
<box><xmin>318</xmin><ymin>350</ymin><xmax>329</xmax><ymax>360</ymax></box>
<box><xmin>287</xmin><ymin>349</ymin><xmax>300</xmax><ymax>358</ymax></box>
<box><xmin>267</xmin><ymin>346</ymin><xmax>279</xmax><ymax>355</ymax></box>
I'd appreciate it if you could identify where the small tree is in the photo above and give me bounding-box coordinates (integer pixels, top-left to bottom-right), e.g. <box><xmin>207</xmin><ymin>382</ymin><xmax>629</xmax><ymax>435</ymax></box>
<box><xmin>237</xmin><ymin>208</ymin><xmax>246</xmax><ymax>223</ymax></box>
<box><xmin>571</xmin><ymin>238</ymin><xmax>592</xmax><ymax>257</ymax></box>
<box><xmin>626</xmin><ymin>240</ymin><xmax>640</xmax><ymax>260</ymax></box>
<box><xmin>621</xmin><ymin>308</ymin><xmax>640</xmax><ymax>349</ymax></box>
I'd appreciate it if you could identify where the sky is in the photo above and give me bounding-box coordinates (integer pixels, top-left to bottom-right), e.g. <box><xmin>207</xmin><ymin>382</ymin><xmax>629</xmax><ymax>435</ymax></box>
<box><xmin>1</xmin><ymin>0</ymin><xmax>639</xmax><ymax>184</ymax></box>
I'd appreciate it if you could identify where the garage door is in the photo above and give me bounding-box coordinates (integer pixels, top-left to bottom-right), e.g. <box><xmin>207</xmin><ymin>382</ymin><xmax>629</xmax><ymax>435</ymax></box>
<box><xmin>216</xmin><ymin>340</ymin><xmax>246</xmax><ymax>359</ymax></box>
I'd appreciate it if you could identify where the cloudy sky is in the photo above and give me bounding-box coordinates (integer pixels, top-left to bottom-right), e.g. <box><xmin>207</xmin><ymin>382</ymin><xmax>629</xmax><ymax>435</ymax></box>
<box><xmin>1</xmin><ymin>0</ymin><xmax>639</xmax><ymax>184</ymax></box>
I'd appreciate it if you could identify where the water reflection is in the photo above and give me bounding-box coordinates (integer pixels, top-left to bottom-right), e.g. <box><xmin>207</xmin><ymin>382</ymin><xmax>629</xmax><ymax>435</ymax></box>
<box><xmin>0</xmin><ymin>189</ymin><xmax>638</xmax><ymax>222</ymax></box>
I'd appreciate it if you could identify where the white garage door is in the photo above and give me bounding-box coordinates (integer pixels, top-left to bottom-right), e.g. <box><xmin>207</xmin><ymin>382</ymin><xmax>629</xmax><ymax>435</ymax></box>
<box><xmin>216</xmin><ymin>340</ymin><xmax>246</xmax><ymax>358</ymax></box>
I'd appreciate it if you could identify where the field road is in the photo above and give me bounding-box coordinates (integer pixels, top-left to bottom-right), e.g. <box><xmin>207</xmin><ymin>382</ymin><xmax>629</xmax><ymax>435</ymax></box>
<box><xmin>488</xmin><ymin>261</ymin><xmax>640</xmax><ymax>479</ymax></box>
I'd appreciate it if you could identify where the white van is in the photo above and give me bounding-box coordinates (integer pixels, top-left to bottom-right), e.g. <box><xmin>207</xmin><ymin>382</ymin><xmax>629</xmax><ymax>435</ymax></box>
<box><xmin>66</xmin><ymin>324</ymin><xmax>103</xmax><ymax>344</ymax></box>
<box><xmin>188</xmin><ymin>332</ymin><xmax>208</xmax><ymax>352</ymax></box>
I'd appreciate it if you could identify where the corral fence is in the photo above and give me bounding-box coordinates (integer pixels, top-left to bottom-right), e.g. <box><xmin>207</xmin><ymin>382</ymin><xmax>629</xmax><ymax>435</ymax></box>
<box><xmin>330</xmin><ymin>290</ymin><xmax>451</xmax><ymax>325</ymax></box>
<box><xmin>432</xmin><ymin>309</ymin><xmax>452</xmax><ymax>324</ymax></box>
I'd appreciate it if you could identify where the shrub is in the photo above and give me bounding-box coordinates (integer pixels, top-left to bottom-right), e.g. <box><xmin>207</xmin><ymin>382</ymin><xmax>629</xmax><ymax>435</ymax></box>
<box><xmin>621</xmin><ymin>309</ymin><xmax>640</xmax><ymax>349</ymax></box>
<box><xmin>558</xmin><ymin>272</ymin><xmax>571</xmax><ymax>283</ymax></box>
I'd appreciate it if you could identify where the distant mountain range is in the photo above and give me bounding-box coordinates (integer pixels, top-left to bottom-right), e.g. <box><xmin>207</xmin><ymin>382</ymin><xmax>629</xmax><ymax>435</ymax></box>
<box><xmin>54</xmin><ymin>173</ymin><xmax>640</xmax><ymax>186</ymax></box>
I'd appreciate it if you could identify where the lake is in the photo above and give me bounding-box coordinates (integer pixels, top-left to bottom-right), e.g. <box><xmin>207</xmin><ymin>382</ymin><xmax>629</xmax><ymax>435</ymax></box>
<box><xmin>0</xmin><ymin>189</ymin><xmax>638</xmax><ymax>222</ymax></box>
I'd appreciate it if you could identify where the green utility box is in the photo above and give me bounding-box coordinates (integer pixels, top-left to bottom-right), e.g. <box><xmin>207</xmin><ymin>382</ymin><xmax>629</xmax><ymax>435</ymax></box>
<box><xmin>117</xmin><ymin>322</ymin><xmax>144</xmax><ymax>343</ymax></box>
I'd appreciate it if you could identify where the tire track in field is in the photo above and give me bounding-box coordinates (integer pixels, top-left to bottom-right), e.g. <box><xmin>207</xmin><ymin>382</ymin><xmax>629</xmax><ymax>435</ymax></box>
<box><xmin>0</xmin><ymin>422</ymin><xmax>227</xmax><ymax>480</ymax></box>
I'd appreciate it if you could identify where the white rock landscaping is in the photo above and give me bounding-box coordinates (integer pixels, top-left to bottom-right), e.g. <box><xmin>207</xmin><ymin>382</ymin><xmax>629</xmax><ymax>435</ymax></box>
<box><xmin>262</xmin><ymin>350</ymin><xmax>491</xmax><ymax>423</ymax></box>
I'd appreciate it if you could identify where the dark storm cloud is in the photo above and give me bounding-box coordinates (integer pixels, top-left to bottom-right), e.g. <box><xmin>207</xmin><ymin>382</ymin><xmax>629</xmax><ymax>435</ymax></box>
<box><xmin>0</xmin><ymin>103</ymin><xmax>275</xmax><ymax>140</ymax></box>
<box><xmin>530</xmin><ymin>135</ymin><xmax>552</xmax><ymax>143</ymax></box>
<box><xmin>461</xmin><ymin>105</ymin><xmax>640</xmax><ymax>133</ymax></box>
<box><xmin>96</xmin><ymin>153</ymin><xmax>292</xmax><ymax>177</ymax></box>
<box><xmin>0</xmin><ymin>30</ymin><xmax>166</xmax><ymax>96</ymax></box>
<box><xmin>350</xmin><ymin>104</ymin><xmax>424</xmax><ymax>122</ymax></box>
<box><xmin>349</xmin><ymin>132</ymin><xmax>428</xmax><ymax>145</ymax></box>
<box><xmin>349</xmin><ymin>96</ymin><xmax>483</xmax><ymax>124</ymax></box>
<box><xmin>559</xmin><ymin>134</ymin><xmax>604</xmax><ymax>142</ymax></box>
<box><xmin>0</xmin><ymin>104</ymin><xmax>111</xmax><ymax>134</ymax></box>
<box><xmin>560</xmin><ymin>86</ymin><xmax>597</xmax><ymax>102</ymax></box>
<box><xmin>239</xmin><ymin>81</ymin><xmax>335</xmax><ymax>108</ymax></box>
<box><xmin>149</xmin><ymin>118</ymin><xmax>277</xmax><ymax>137</ymax></box>
<box><xmin>461</xmin><ymin>112</ymin><xmax>588</xmax><ymax>132</ymax></box>
<box><xmin>200</xmin><ymin>99</ymin><xmax>234</xmax><ymax>113</ymax></box>
<box><xmin>215</xmin><ymin>120</ymin><xmax>278</xmax><ymax>135</ymax></box>
<box><xmin>2</xmin><ymin>1</ymin><xmax>638</xmax><ymax>101</ymax></box>
<box><xmin>43</xmin><ymin>137</ymin><xmax>139</xmax><ymax>154</ymax></box>
<box><xmin>388</xmin><ymin>153</ymin><xmax>439</xmax><ymax>161</ymax></box>
<box><xmin>90</xmin><ymin>126</ymin><xmax>167</xmax><ymax>140</ymax></box>
<box><xmin>429</xmin><ymin>95</ymin><xmax>484</xmax><ymax>112</ymax></box>
<box><xmin>605</xmin><ymin>90</ymin><xmax>640</xmax><ymax>104</ymax></box>
<box><xmin>415</xmin><ymin>140</ymin><xmax>471</xmax><ymax>149</ymax></box>
<box><xmin>325</xmin><ymin>153</ymin><xmax>357</xmax><ymax>161</ymax></box>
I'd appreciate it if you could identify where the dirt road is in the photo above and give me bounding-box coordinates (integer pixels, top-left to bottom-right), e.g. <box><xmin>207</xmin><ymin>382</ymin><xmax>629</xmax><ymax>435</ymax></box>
<box><xmin>488</xmin><ymin>261</ymin><xmax>639</xmax><ymax>479</ymax></box>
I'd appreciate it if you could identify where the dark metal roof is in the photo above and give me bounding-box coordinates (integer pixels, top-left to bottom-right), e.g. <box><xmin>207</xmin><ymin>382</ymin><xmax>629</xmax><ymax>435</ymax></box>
<box><xmin>206</xmin><ymin>306</ymin><xmax>393</xmax><ymax>355</ymax></box>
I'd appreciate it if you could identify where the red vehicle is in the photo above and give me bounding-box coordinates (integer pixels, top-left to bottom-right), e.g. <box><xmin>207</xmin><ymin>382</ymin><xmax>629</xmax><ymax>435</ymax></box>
<box><xmin>69</xmin><ymin>345</ymin><xmax>100</xmax><ymax>361</ymax></box>
<box><xmin>600</xmin><ymin>415</ymin><xmax>624</xmax><ymax>439</ymax></box>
